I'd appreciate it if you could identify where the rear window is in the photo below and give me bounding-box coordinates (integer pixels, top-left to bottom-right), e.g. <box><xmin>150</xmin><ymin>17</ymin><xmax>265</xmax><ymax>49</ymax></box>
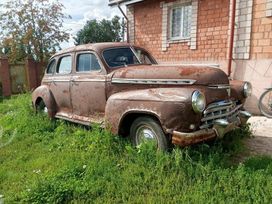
<box><xmin>57</xmin><ymin>56</ymin><xmax>72</xmax><ymax>74</ymax></box>
<box><xmin>46</xmin><ymin>59</ymin><xmax>56</xmax><ymax>74</ymax></box>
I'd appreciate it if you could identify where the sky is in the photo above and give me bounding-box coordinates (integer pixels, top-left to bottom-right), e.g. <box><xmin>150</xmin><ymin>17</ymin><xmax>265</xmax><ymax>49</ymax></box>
<box><xmin>0</xmin><ymin>0</ymin><xmax>123</xmax><ymax>49</ymax></box>
<box><xmin>59</xmin><ymin>0</ymin><xmax>122</xmax><ymax>48</ymax></box>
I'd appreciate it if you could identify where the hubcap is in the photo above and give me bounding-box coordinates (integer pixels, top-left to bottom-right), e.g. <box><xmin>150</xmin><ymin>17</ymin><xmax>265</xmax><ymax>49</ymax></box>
<box><xmin>37</xmin><ymin>102</ymin><xmax>48</xmax><ymax>114</ymax></box>
<box><xmin>135</xmin><ymin>125</ymin><xmax>158</xmax><ymax>147</ymax></box>
<box><xmin>43</xmin><ymin>106</ymin><xmax>48</xmax><ymax>113</ymax></box>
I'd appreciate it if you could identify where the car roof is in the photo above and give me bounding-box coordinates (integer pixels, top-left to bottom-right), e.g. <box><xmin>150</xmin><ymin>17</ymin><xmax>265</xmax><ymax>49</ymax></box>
<box><xmin>51</xmin><ymin>42</ymin><xmax>132</xmax><ymax>58</ymax></box>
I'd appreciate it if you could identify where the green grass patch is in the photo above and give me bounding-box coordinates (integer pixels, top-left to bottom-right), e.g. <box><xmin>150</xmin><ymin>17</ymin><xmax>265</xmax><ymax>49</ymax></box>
<box><xmin>0</xmin><ymin>94</ymin><xmax>271</xmax><ymax>203</ymax></box>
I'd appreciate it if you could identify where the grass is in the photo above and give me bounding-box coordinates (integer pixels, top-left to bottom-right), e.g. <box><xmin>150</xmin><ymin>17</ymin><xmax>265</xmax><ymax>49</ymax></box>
<box><xmin>0</xmin><ymin>94</ymin><xmax>271</xmax><ymax>203</ymax></box>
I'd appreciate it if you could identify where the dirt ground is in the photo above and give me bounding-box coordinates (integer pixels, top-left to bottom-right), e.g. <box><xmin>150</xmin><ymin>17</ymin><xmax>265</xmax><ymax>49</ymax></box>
<box><xmin>243</xmin><ymin>117</ymin><xmax>272</xmax><ymax>157</ymax></box>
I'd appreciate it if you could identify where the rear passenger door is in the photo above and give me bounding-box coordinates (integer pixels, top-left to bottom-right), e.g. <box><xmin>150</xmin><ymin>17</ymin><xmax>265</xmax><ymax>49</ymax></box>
<box><xmin>70</xmin><ymin>51</ymin><xmax>107</xmax><ymax>123</ymax></box>
<box><xmin>50</xmin><ymin>55</ymin><xmax>73</xmax><ymax>115</ymax></box>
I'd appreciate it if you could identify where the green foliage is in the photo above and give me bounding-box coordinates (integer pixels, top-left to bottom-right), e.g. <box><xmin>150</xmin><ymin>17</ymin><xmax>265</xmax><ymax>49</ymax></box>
<box><xmin>74</xmin><ymin>16</ymin><xmax>125</xmax><ymax>45</ymax></box>
<box><xmin>0</xmin><ymin>94</ymin><xmax>271</xmax><ymax>203</ymax></box>
<box><xmin>0</xmin><ymin>0</ymin><xmax>70</xmax><ymax>63</ymax></box>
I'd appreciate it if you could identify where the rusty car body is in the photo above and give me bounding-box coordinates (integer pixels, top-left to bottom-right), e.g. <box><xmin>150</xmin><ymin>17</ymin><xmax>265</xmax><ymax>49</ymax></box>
<box><xmin>32</xmin><ymin>42</ymin><xmax>252</xmax><ymax>150</ymax></box>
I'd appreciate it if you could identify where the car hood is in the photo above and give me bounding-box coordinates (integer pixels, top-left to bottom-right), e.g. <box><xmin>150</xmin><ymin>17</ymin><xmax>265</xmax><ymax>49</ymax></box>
<box><xmin>110</xmin><ymin>65</ymin><xmax>229</xmax><ymax>86</ymax></box>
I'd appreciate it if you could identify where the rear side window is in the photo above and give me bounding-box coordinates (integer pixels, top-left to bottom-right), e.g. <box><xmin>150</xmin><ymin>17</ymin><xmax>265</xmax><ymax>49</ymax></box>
<box><xmin>77</xmin><ymin>53</ymin><xmax>101</xmax><ymax>72</ymax></box>
<box><xmin>46</xmin><ymin>59</ymin><xmax>56</xmax><ymax>74</ymax></box>
<box><xmin>57</xmin><ymin>56</ymin><xmax>72</xmax><ymax>74</ymax></box>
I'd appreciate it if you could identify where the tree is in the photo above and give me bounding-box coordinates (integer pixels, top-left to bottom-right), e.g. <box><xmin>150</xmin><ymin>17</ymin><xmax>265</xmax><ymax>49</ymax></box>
<box><xmin>74</xmin><ymin>16</ymin><xmax>125</xmax><ymax>45</ymax></box>
<box><xmin>0</xmin><ymin>0</ymin><xmax>71</xmax><ymax>63</ymax></box>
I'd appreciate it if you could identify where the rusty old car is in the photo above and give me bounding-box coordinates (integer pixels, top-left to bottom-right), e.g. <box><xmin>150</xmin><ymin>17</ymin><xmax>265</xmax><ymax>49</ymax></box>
<box><xmin>32</xmin><ymin>42</ymin><xmax>252</xmax><ymax>150</ymax></box>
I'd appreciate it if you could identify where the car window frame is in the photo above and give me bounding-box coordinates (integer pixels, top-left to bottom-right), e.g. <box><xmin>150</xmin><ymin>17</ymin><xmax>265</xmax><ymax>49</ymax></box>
<box><xmin>75</xmin><ymin>51</ymin><xmax>103</xmax><ymax>74</ymax></box>
<box><xmin>45</xmin><ymin>58</ymin><xmax>56</xmax><ymax>75</ymax></box>
<box><xmin>102</xmin><ymin>46</ymin><xmax>141</xmax><ymax>69</ymax></box>
<box><xmin>56</xmin><ymin>54</ymin><xmax>73</xmax><ymax>75</ymax></box>
<box><xmin>133</xmin><ymin>46</ymin><xmax>158</xmax><ymax>64</ymax></box>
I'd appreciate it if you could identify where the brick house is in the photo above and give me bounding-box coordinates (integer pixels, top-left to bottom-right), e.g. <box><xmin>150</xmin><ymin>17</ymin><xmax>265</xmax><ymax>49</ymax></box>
<box><xmin>109</xmin><ymin>0</ymin><xmax>272</xmax><ymax>114</ymax></box>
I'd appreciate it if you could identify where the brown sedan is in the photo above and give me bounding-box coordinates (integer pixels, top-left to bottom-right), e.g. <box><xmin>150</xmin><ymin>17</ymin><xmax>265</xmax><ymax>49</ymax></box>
<box><xmin>32</xmin><ymin>42</ymin><xmax>252</xmax><ymax>150</ymax></box>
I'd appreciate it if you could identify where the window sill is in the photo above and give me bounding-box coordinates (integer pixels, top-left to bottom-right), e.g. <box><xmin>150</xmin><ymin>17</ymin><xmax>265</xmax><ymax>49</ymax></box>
<box><xmin>168</xmin><ymin>37</ymin><xmax>191</xmax><ymax>44</ymax></box>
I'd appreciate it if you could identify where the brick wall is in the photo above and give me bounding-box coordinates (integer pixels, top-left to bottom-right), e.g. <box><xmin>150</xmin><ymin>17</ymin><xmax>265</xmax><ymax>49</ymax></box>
<box><xmin>0</xmin><ymin>57</ymin><xmax>12</xmax><ymax>97</ymax></box>
<box><xmin>128</xmin><ymin>0</ymin><xmax>271</xmax><ymax>114</ymax></box>
<box><xmin>251</xmin><ymin>0</ymin><xmax>272</xmax><ymax>59</ymax></box>
<box><xmin>233</xmin><ymin>0</ymin><xmax>272</xmax><ymax>114</ymax></box>
<box><xmin>133</xmin><ymin>0</ymin><xmax>230</xmax><ymax>63</ymax></box>
<box><xmin>233</xmin><ymin>0</ymin><xmax>253</xmax><ymax>60</ymax></box>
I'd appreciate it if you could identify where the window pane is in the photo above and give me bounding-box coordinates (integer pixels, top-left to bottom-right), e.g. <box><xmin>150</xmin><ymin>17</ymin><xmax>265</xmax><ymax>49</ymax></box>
<box><xmin>57</xmin><ymin>56</ymin><xmax>72</xmax><ymax>74</ymax></box>
<box><xmin>171</xmin><ymin>7</ymin><xmax>182</xmax><ymax>38</ymax></box>
<box><xmin>103</xmin><ymin>48</ymin><xmax>140</xmax><ymax>68</ymax></box>
<box><xmin>46</xmin><ymin>59</ymin><xmax>56</xmax><ymax>74</ymax></box>
<box><xmin>182</xmin><ymin>5</ymin><xmax>192</xmax><ymax>38</ymax></box>
<box><xmin>135</xmin><ymin>49</ymin><xmax>153</xmax><ymax>64</ymax></box>
<box><xmin>170</xmin><ymin>4</ymin><xmax>192</xmax><ymax>39</ymax></box>
<box><xmin>77</xmin><ymin>53</ymin><xmax>101</xmax><ymax>72</ymax></box>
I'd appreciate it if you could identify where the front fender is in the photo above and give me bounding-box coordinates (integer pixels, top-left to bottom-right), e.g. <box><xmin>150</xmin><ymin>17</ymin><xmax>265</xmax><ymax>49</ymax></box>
<box><xmin>32</xmin><ymin>85</ymin><xmax>57</xmax><ymax>118</ymax></box>
<box><xmin>105</xmin><ymin>88</ymin><xmax>201</xmax><ymax>135</ymax></box>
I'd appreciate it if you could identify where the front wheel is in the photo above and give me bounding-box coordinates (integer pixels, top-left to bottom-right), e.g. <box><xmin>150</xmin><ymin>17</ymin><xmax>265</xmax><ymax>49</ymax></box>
<box><xmin>130</xmin><ymin>117</ymin><xmax>170</xmax><ymax>151</ymax></box>
<box><xmin>258</xmin><ymin>89</ymin><xmax>272</xmax><ymax>118</ymax></box>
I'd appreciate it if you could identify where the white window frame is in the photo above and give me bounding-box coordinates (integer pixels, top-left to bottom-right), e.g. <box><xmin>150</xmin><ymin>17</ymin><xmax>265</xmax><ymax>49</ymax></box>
<box><xmin>267</xmin><ymin>0</ymin><xmax>272</xmax><ymax>17</ymax></box>
<box><xmin>161</xmin><ymin>0</ymin><xmax>198</xmax><ymax>51</ymax></box>
<box><xmin>169</xmin><ymin>3</ymin><xmax>192</xmax><ymax>41</ymax></box>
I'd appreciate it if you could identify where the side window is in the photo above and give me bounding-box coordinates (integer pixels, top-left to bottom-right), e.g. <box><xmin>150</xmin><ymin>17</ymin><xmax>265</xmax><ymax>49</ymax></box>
<box><xmin>134</xmin><ymin>48</ymin><xmax>156</xmax><ymax>64</ymax></box>
<box><xmin>77</xmin><ymin>53</ymin><xmax>101</xmax><ymax>72</ymax></box>
<box><xmin>57</xmin><ymin>56</ymin><xmax>72</xmax><ymax>74</ymax></box>
<box><xmin>135</xmin><ymin>50</ymin><xmax>152</xmax><ymax>64</ymax></box>
<box><xmin>46</xmin><ymin>59</ymin><xmax>56</xmax><ymax>74</ymax></box>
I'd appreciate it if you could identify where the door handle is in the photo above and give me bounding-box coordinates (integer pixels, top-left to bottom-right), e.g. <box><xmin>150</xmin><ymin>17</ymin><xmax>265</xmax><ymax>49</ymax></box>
<box><xmin>71</xmin><ymin>79</ymin><xmax>79</xmax><ymax>86</ymax></box>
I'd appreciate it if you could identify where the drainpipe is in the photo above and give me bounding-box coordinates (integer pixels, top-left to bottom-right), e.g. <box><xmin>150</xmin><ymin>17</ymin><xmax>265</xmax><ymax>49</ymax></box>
<box><xmin>117</xmin><ymin>4</ymin><xmax>130</xmax><ymax>43</ymax></box>
<box><xmin>227</xmin><ymin>0</ymin><xmax>236</xmax><ymax>77</ymax></box>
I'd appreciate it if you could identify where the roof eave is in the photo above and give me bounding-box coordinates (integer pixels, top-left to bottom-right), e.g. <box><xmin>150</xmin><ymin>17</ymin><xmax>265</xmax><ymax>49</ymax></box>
<box><xmin>109</xmin><ymin>0</ymin><xmax>144</xmax><ymax>7</ymax></box>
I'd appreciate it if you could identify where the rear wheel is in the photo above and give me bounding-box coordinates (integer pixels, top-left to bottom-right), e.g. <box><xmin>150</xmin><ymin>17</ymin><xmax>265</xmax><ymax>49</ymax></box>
<box><xmin>258</xmin><ymin>90</ymin><xmax>272</xmax><ymax>118</ymax></box>
<box><xmin>36</xmin><ymin>100</ymin><xmax>48</xmax><ymax>116</ymax></box>
<box><xmin>130</xmin><ymin>116</ymin><xmax>170</xmax><ymax>151</ymax></box>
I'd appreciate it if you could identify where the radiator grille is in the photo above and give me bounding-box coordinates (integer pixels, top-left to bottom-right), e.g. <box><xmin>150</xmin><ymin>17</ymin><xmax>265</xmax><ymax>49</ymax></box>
<box><xmin>200</xmin><ymin>100</ymin><xmax>242</xmax><ymax>129</ymax></box>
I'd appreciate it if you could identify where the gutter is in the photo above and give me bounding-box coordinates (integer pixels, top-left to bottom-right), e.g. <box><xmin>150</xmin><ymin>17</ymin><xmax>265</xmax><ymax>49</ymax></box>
<box><xmin>227</xmin><ymin>0</ymin><xmax>237</xmax><ymax>77</ymax></box>
<box><xmin>117</xmin><ymin>4</ymin><xmax>130</xmax><ymax>43</ymax></box>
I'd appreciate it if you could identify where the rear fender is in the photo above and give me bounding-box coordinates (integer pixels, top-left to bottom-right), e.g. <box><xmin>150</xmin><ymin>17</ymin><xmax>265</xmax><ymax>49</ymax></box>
<box><xmin>32</xmin><ymin>85</ymin><xmax>57</xmax><ymax>118</ymax></box>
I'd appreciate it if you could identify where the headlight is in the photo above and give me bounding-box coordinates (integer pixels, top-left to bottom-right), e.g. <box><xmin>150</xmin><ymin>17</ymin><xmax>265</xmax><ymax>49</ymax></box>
<box><xmin>192</xmin><ymin>91</ymin><xmax>206</xmax><ymax>113</ymax></box>
<box><xmin>243</xmin><ymin>82</ymin><xmax>252</xmax><ymax>97</ymax></box>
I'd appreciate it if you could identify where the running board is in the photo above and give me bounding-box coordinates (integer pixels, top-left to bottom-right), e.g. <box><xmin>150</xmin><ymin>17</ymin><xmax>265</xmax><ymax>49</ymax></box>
<box><xmin>55</xmin><ymin>113</ymin><xmax>105</xmax><ymax>127</ymax></box>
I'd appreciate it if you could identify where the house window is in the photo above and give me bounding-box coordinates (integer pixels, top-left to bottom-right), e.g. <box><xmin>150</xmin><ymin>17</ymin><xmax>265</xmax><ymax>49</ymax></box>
<box><xmin>161</xmin><ymin>0</ymin><xmax>198</xmax><ymax>51</ymax></box>
<box><xmin>170</xmin><ymin>3</ymin><xmax>192</xmax><ymax>40</ymax></box>
<box><xmin>267</xmin><ymin>0</ymin><xmax>272</xmax><ymax>17</ymax></box>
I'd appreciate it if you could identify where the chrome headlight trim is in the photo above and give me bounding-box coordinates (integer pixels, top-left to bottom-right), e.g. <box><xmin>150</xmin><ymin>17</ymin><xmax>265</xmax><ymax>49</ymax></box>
<box><xmin>243</xmin><ymin>82</ymin><xmax>252</xmax><ymax>98</ymax></box>
<box><xmin>192</xmin><ymin>91</ymin><xmax>206</xmax><ymax>113</ymax></box>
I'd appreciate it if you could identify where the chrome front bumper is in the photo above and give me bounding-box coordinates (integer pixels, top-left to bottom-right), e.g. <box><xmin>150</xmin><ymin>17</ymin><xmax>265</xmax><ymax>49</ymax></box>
<box><xmin>172</xmin><ymin>110</ymin><xmax>251</xmax><ymax>147</ymax></box>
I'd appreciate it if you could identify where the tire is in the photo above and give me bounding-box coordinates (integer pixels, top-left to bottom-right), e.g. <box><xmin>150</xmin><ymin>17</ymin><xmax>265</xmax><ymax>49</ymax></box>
<box><xmin>258</xmin><ymin>89</ymin><xmax>272</xmax><ymax>118</ymax></box>
<box><xmin>36</xmin><ymin>100</ymin><xmax>49</xmax><ymax>116</ymax></box>
<box><xmin>130</xmin><ymin>116</ymin><xmax>170</xmax><ymax>151</ymax></box>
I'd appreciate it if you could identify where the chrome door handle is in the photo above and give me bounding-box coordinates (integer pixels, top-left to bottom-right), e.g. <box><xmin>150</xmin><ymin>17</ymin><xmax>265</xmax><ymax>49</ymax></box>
<box><xmin>71</xmin><ymin>79</ymin><xmax>79</xmax><ymax>86</ymax></box>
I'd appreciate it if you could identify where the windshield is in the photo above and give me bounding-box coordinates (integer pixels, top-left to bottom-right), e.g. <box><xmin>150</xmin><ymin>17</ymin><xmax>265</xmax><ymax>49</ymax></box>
<box><xmin>103</xmin><ymin>47</ymin><xmax>141</xmax><ymax>68</ymax></box>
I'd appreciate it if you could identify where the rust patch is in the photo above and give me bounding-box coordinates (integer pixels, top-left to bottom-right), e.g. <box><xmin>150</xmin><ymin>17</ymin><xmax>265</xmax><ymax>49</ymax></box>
<box><xmin>179</xmin><ymin>68</ymin><xmax>205</xmax><ymax>76</ymax></box>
